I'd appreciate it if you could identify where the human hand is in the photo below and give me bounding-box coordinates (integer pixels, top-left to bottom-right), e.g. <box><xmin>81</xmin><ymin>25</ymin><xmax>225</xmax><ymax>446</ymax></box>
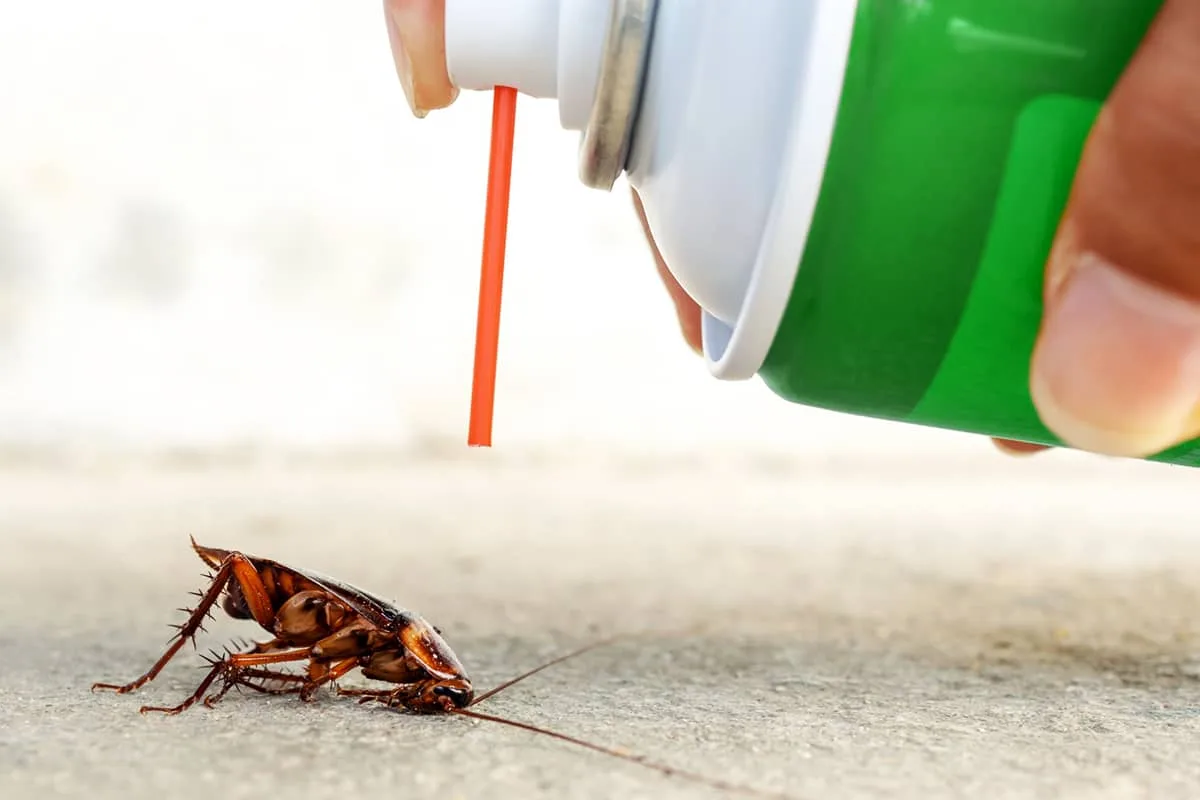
<box><xmin>638</xmin><ymin>0</ymin><xmax>1200</xmax><ymax>460</ymax></box>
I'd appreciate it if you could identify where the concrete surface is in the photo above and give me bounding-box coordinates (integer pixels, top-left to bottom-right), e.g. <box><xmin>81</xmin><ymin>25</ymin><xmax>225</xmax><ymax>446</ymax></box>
<box><xmin>3</xmin><ymin>452</ymin><xmax>1200</xmax><ymax>799</ymax></box>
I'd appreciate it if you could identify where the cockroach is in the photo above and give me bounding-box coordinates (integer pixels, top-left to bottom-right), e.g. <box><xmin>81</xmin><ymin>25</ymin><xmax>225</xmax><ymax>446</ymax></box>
<box><xmin>93</xmin><ymin>538</ymin><xmax>794</xmax><ymax>800</ymax></box>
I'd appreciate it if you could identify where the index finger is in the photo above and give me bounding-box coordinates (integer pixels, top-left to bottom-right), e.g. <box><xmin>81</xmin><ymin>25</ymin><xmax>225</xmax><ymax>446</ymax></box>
<box><xmin>384</xmin><ymin>0</ymin><xmax>458</xmax><ymax>116</ymax></box>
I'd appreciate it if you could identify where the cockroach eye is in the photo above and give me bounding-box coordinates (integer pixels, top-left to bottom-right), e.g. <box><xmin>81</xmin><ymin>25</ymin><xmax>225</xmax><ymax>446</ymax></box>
<box><xmin>433</xmin><ymin>685</ymin><xmax>472</xmax><ymax>709</ymax></box>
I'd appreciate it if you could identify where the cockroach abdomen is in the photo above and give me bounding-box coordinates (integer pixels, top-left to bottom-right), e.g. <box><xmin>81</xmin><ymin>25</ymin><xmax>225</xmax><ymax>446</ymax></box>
<box><xmin>221</xmin><ymin>581</ymin><xmax>252</xmax><ymax>620</ymax></box>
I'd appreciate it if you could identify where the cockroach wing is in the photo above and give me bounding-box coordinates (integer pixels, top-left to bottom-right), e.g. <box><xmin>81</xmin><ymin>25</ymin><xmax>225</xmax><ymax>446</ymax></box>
<box><xmin>269</xmin><ymin>566</ymin><xmax>408</xmax><ymax>632</ymax></box>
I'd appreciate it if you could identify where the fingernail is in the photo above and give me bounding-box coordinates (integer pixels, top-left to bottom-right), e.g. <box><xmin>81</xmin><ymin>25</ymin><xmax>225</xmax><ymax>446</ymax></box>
<box><xmin>1031</xmin><ymin>253</ymin><xmax>1200</xmax><ymax>457</ymax></box>
<box><xmin>398</xmin><ymin>51</ymin><xmax>428</xmax><ymax>119</ymax></box>
<box><xmin>384</xmin><ymin>6</ymin><xmax>420</xmax><ymax>116</ymax></box>
<box><xmin>385</xmin><ymin>1</ymin><xmax>457</xmax><ymax>118</ymax></box>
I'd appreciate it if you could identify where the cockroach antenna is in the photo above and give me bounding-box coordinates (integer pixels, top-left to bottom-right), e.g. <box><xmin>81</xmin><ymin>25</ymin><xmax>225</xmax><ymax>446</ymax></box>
<box><xmin>450</xmin><ymin>706</ymin><xmax>798</xmax><ymax>800</ymax></box>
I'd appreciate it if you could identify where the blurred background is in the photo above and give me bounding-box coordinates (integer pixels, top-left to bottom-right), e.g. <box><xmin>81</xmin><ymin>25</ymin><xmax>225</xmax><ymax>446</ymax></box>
<box><xmin>0</xmin><ymin>0</ymin><xmax>1091</xmax><ymax>469</ymax></box>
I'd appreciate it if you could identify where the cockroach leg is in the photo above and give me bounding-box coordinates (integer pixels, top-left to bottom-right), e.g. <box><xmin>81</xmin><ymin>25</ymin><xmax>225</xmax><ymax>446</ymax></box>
<box><xmin>218</xmin><ymin>661</ymin><xmax>349</xmax><ymax>703</ymax></box>
<box><xmin>336</xmin><ymin>684</ymin><xmax>422</xmax><ymax>708</ymax></box>
<box><xmin>93</xmin><ymin>553</ymin><xmax>282</xmax><ymax>696</ymax></box>
<box><xmin>201</xmin><ymin>642</ymin><xmax>309</xmax><ymax>700</ymax></box>
<box><xmin>137</xmin><ymin>656</ymin><xmax>230</xmax><ymax>716</ymax></box>
<box><xmin>227</xmin><ymin>646</ymin><xmax>311</xmax><ymax>668</ymax></box>
<box><xmin>138</xmin><ymin>646</ymin><xmax>314</xmax><ymax>715</ymax></box>
<box><xmin>335</xmin><ymin>686</ymin><xmax>392</xmax><ymax>703</ymax></box>
<box><xmin>296</xmin><ymin>657</ymin><xmax>359</xmax><ymax>702</ymax></box>
<box><xmin>224</xmin><ymin>667</ymin><xmax>308</xmax><ymax>696</ymax></box>
<box><xmin>199</xmin><ymin>663</ymin><xmax>306</xmax><ymax>708</ymax></box>
<box><xmin>92</xmin><ymin>556</ymin><xmax>237</xmax><ymax>695</ymax></box>
<box><xmin>201</xmin><ymin>675</ymin><xmax>240</xmax><ymax>708</ymax></box>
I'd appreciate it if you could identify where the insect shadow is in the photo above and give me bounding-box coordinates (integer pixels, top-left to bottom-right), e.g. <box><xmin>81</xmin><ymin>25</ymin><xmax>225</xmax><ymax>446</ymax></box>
<box><xmin>93</xmin><ymin>538</ymin><xmax>796</xmax><ymax>799</ymax></box>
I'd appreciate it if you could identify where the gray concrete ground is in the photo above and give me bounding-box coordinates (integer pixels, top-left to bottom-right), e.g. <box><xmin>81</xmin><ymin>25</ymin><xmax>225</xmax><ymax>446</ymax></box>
<box><xmin>3</xmin><ymin>451</ymin><xmax>1200</xmax><ymax>799</ymax></box>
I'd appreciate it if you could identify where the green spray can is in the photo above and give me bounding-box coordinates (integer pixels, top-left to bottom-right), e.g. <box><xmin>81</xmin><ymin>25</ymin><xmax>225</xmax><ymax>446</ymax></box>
<box><xmin>443</xmin><ymin>0</ymin><xmax>1182</xmax><ymax>463</ymax></box>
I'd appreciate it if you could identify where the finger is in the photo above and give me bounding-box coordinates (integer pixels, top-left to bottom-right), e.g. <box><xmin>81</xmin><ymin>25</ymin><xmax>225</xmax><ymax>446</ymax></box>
<box><xmin>383</xmin><ymin>0</ymin><xmax>458</xmax><ymax>117</ymax></box>
<box><xmin>1030</xmin><ymin>0</ymin><xmax>1200</xmax><ymax>458</ymax></box>
<box><xmin>632</xmin><ymin>188</ymin><xmax>703</xmax><ymax>354</ymax></box>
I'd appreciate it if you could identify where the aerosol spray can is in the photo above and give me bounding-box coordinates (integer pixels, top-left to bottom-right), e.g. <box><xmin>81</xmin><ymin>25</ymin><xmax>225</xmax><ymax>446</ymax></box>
<box><xmin>444</xmin><ymin>0</ymin><xmax>1181</xmax><ymax>463</ymax></box>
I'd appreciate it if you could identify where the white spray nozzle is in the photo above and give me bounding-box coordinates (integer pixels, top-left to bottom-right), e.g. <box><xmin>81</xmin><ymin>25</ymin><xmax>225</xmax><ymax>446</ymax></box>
<box><xmin>445</xmin><ymin>0</ymin><xmax>609</xmax><ymax>131</ymax></box>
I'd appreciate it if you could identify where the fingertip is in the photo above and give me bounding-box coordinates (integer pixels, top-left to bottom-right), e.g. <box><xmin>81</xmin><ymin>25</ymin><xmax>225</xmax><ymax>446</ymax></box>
<box><xmin>992</xmin><ymin>438</ymin><xmax>1051</xmax><ymax>457</ymax></box>
<box><xmin>633</xmin><ymin>187</ymin><xmax>705</xmax><ymax>356</ymax></box>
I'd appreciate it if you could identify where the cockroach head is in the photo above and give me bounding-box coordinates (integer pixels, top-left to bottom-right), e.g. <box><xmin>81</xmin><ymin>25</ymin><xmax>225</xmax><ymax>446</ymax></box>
<box><xmin>414</xmin><ymin>679</ymin><xmax>473</xmax><ymax>713</ymax></box>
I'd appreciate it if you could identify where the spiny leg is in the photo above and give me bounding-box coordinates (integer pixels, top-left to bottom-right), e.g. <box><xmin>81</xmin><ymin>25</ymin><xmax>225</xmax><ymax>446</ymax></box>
<box><xmin>228</xmin><ymin>646</ymin><xmax>312</xmax><ymax>668</ymax></box>
<box><xmin>144</xmin><ymin>647</ymin><xmax>253</xmax><ymax>714</ymax></box>
<box><xmin>92</xmin><ymin>558</ymin><xmax>236</xmax><ymax>695</ymax></box>
<box><xmin>138</xmin><ymin>656</ymin><xmax>228</xmax><ymax>715</ymax></box>
<box><xmin>140</xmin><ymin>646</ymin><xmax>313</xmax><ymax>715</ymax></box>
<box><xmin>205</xmin><ymin>647</ymin><xmax>314</xmax><ymax>707</ymax></box>
<box><xmin>201</xmin><ymin>667</ymin><xmax>301</xmax><ymax>708</ymax></box>
<box><xmin>227</xmin><ymin>667</ymin><xmax>309</xmax><ymax>696</ymax></box>
<box><xmin>211</xmin><ymin>655</ymin><xmax>359</xmax><ymax>703</ymax></box>
<box><xmin>208</xmin><ymin>637</ymin><xmax>303</xmax><ymax>697</ymax></box>
<box><xmin>93</xmin><ymin>552</ymin><xmax>281</xmax><ymax>695</ymax></box>
<box><xmin>202</xmin><ymin>646</ymin><xmax>312</xmax><ymax>706</ymax></box>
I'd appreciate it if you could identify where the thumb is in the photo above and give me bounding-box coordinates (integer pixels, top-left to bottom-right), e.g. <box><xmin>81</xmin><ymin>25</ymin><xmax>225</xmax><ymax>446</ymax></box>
<box><xmin>1030</xmin><ymin>0</ymin><xmax>1200</xmax><ymax>458</ymax></box>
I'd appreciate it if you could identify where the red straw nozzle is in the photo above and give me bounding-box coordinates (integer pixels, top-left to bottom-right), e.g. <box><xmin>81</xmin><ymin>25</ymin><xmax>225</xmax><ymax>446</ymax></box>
<box><xmin>467</xmin><ymin>86</ymin><xmax>518</xmax><ymax>448</ymax></box>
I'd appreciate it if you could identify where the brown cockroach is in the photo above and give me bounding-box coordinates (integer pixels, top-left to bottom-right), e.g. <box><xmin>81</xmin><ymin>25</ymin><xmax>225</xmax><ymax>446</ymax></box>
<box><xmin>93</xmin><ymin>538</ymin><xmax>793</xmax><ymax>800</ymax></box>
